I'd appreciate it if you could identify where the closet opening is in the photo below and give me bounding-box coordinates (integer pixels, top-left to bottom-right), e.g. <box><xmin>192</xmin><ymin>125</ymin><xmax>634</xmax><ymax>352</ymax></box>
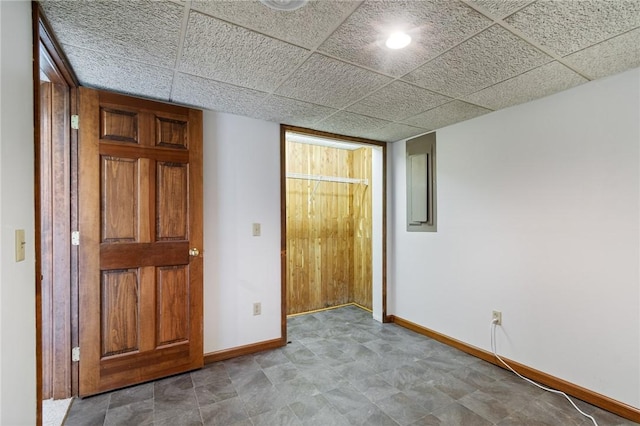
<box><xmin>281</xmin><ymin>126</ymin><xmax>386</xmax><ymax>331</ymax></box>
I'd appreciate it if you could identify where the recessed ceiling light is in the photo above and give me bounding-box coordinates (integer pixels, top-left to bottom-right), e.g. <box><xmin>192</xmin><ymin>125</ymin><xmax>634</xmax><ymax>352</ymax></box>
<box><xmin>260</xmin><ymin>0</ymin><xmax>308</xmax><ymax>11</ymax></box>
<box><xmin>385</xmin><ymin>31</ymin><xmax>412</xmax><ymax>49</ymax></box>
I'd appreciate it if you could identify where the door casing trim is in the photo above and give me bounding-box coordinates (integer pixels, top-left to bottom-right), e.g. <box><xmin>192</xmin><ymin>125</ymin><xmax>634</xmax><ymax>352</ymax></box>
<box><xmin>33</xmin><ymin>3</ymin><xmax>79</xmax><ymax>423</ymax></box>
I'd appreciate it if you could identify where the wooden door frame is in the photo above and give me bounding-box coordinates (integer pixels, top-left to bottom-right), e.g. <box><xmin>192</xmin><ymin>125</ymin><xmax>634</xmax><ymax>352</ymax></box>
<box><xmin>33</xmin><ymin>2</ymin><xmax>79</xmax><ymax>423</ymax></box>
<box><xmin>279</xmin><ymin>125</ymin><xmax>389</xmax><ymax>342</ymax></box>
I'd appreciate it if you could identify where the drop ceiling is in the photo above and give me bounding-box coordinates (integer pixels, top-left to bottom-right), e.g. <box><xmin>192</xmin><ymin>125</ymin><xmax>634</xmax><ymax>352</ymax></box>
<box><xmin>40</xmin><ymin>0</ymin><xmax>640</xmax><ymax>142</ymax></box>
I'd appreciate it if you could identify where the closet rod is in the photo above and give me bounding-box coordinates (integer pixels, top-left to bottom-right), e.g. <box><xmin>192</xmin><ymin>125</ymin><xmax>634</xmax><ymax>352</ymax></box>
<box><xmin>286</xmin><ymin>172</ymin><xmax>368</xmax><ymax>185</ymax></box>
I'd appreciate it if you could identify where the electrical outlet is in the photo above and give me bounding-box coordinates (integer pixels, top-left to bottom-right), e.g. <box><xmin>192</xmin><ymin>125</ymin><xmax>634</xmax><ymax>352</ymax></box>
<box><xmin>252</xmin><ymin>223</ymin><xmax>261</xmax><ymax>237</ymax></box>
<box><xmin>492</xmin><ymin>310</ymin><xmax>502</xmax><ymax>325</ymax></box>
<box><xmin>253</xmin><ymin>302</ymin><xmax>261</xmax><ymax>316</ymax></box>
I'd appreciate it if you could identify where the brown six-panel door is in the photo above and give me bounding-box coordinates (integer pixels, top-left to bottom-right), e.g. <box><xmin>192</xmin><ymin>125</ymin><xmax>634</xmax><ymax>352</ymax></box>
<box><xmin>78</xmin><ymin>88</ymin><xmax>203</xmax><ymax>396</ymax></box>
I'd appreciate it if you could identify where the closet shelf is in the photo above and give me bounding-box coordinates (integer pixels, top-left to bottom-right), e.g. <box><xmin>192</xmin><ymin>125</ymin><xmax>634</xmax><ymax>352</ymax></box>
<box><xmin>286</xmin><ymin>172</ymin><xmax>368</xmax><ymax>185</ymax></box>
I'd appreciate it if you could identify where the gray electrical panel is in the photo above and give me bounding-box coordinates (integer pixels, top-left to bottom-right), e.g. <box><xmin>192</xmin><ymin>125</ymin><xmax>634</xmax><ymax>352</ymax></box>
<box><xmin>406</xmin><ymin>132</ymin><xmax>436</xmax><ymax>232</ymax></box>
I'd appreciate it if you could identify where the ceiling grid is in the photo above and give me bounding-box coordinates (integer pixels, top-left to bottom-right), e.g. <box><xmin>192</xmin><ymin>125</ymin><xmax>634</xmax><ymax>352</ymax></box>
<box><xmin>40</xmin><ymin>0</ymin><xmax>640</xmax><ymax>142</ymax></box>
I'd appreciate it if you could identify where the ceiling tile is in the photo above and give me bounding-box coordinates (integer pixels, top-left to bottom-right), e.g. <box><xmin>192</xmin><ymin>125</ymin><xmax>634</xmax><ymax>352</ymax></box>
<box><xmin>180</xmin><ymin>11</ymin><xmax>309</xmax><ymax>92</ymax></box>
<box><xmin>191</xmin><ymin>1</ymin><xmax>359</xmax><ymax>49</ymax></box>
<box><xmin>462</xmin><ymin>61</ymin><xmax>587</xmax><ymax>110</ymax></box>
<box><xmin>367</xmin><ymin>123</ymin><xmax>427</xmax><ymax>142</ymax></box>
<box><xmin>250</xmin><ymin>96</ymin><xmax>337</xmax><ymax>128</ymax></box>
<box><xmin>402</xmin><ymin>101</ymin><xmax>491</xmax><ymax>131</ymax></box>
<box><xmin>276</xmin><ymin>54</ymin><xmax>392</xmax><ymax>108</ymax></box>
<box><xmin>564</xmin><ymin>28</ymin><xmax>640</xmax><ymax>80</ymax></box>
<box><xmin>346</xmin><ymin>81</ymin><xmax>452</xmax><ymax>122</ymax></box>
<box><xmin>505</xmin><ymin>0</ymin><xmax>640</xmax><ymax>56</ymax></box>
<box><xmin>467</xmin><ymin>0</ymin><xmax>532</xmax><ymax>19</ymax></box>
<box><xmin>62</xmin><ymin>45</ymin><xmax>174</xmax><ymax>100</ymax></box>
<box><xmin>171</xmin><ymin>73</ymin><xmax>268</xmax><ymax>117</ymax></box>
<box><xmin>403</xmin><ymin>25</ymin><xmax>551</xmax><ymax>97</ymax></box>
<box><xmin>314</xmin><ymin>111</ymin><xmax>391</xmax><ymax>140</ymax></box>
<box><xmin>318</xmin><ymin>0</ymin><xmax>491</xmax><ymax>77</ymax></box>
<box><xmin>40</xmin><ymin>0</ymin><xmax>182</xmax><ymax>68</ymax></box>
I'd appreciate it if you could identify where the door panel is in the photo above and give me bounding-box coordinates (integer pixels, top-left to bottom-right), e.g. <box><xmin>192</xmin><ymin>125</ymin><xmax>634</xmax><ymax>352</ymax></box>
<box><xmin>101</xmin><ymin>270</ymin><xmax>139</xmax><ymax>356</ymax></box>
<box><xmin>157</xmin><ymin>266</ymin><xmax>190</xmax><ymax>345</ymax></box>
<box><xmin>78</xmin><ymin>88</ymin><xmax>203</xmax><ymax>396</ymax></box>
<box><xmin>101</xmin><ymin>156</ymin><xmax>138</xmax><ymax>241</ymax></box>
<box><xmin>100</xmin><ymin>108</ymin><xmax>138</xmax><ymax>142</ymax></box>
<box><xmin>157</xmin><ymin>162</ymin><xmax>188</xmax><ymax>239</ymax></box>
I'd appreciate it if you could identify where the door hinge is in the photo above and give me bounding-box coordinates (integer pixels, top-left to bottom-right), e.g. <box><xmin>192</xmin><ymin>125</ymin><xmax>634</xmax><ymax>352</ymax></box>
<box><xmin>72</xmin><ymin>346</ymin><xmax>80</xmax><ymax>362</ymax></box>
<box><xmin>71</xmin><ymin>231</ymin><xmax>80</xmax><ymax>246</ymax></box>
<box><xmin>71</xmin><ymin>115</ymin><xmax>79</xmax><ymax>130</ymax></box>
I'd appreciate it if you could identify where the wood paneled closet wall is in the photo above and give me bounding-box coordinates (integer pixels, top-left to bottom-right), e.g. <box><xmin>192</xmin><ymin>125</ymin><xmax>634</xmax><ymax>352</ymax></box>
<box><xmin>286</xmin><ymin>142</ymin><xmax>372</xmax><ymax>315</ymax></box>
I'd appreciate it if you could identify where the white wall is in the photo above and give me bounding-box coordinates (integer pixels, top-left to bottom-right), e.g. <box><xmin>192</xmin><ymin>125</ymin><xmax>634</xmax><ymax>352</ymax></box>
<box><xmin>0</xmin><ymin>1</ymin><xmax>37</xmax><ymax>424</ymax></box>
<box><xmin>372</xmin><ymin>146</ymin><xmax>384</xmax><ymax>322</ymax></box>
<box><xmin>389</xmin><ymin>68</ymin><xmax>640</xmax><ymax>408</ymax></box>
<box><xmin>202</xmin><ymin>111</ymin><xmax>282</xmax><ymax>352</ymax></box>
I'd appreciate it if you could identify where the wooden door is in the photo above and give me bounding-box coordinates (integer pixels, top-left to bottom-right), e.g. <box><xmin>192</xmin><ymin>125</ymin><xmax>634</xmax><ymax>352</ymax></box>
<box><xmin>77</xmin><ymin>88</ymin><xmax>203</xmax><ymax>396</ymax></box>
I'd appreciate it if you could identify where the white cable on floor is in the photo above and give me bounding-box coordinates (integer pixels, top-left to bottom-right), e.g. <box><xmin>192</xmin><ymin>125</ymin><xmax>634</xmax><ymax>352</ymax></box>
<box><xmin>490</xmin><ymin>320</ymin><xmax>598</xmax><ymax>426</ymax></box>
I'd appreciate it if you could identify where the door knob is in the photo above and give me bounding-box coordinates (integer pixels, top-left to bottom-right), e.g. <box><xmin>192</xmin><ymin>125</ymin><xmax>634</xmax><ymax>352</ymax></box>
<box><xmin>189</xmin><ymin>247</ymin><xmax>200</xmax><ymax>256</ymax></box>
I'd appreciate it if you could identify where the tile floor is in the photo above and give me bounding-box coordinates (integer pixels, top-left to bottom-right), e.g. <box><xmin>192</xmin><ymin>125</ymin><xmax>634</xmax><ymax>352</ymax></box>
<box><xmin>64</xmin><ymin>305</ymin><xmax>637</xmax><ymax>425</ymax></box>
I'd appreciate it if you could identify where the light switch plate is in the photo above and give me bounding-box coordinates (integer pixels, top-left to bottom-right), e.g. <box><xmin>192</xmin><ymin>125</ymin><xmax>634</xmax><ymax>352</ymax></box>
<box><xmin>15</xmin><ymin>229</ymin><xmax>25</xmax><ymax>262</ymax></box>
<box><xmin>252</xmin><ymin>223</ymin><xmax>261</xmax><ymax>237</ymax></box>
<box><xmin>253</xmin><ymin>302</ymin><xmax>261</xmax><ymax>316</ymax></box>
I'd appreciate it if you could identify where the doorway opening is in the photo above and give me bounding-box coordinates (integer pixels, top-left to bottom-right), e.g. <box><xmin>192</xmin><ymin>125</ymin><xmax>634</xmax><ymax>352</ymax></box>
<box><xmin>281</xmin><ymin>127</ymin><xmax>387</xmax><ymax>333</ymax></box>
